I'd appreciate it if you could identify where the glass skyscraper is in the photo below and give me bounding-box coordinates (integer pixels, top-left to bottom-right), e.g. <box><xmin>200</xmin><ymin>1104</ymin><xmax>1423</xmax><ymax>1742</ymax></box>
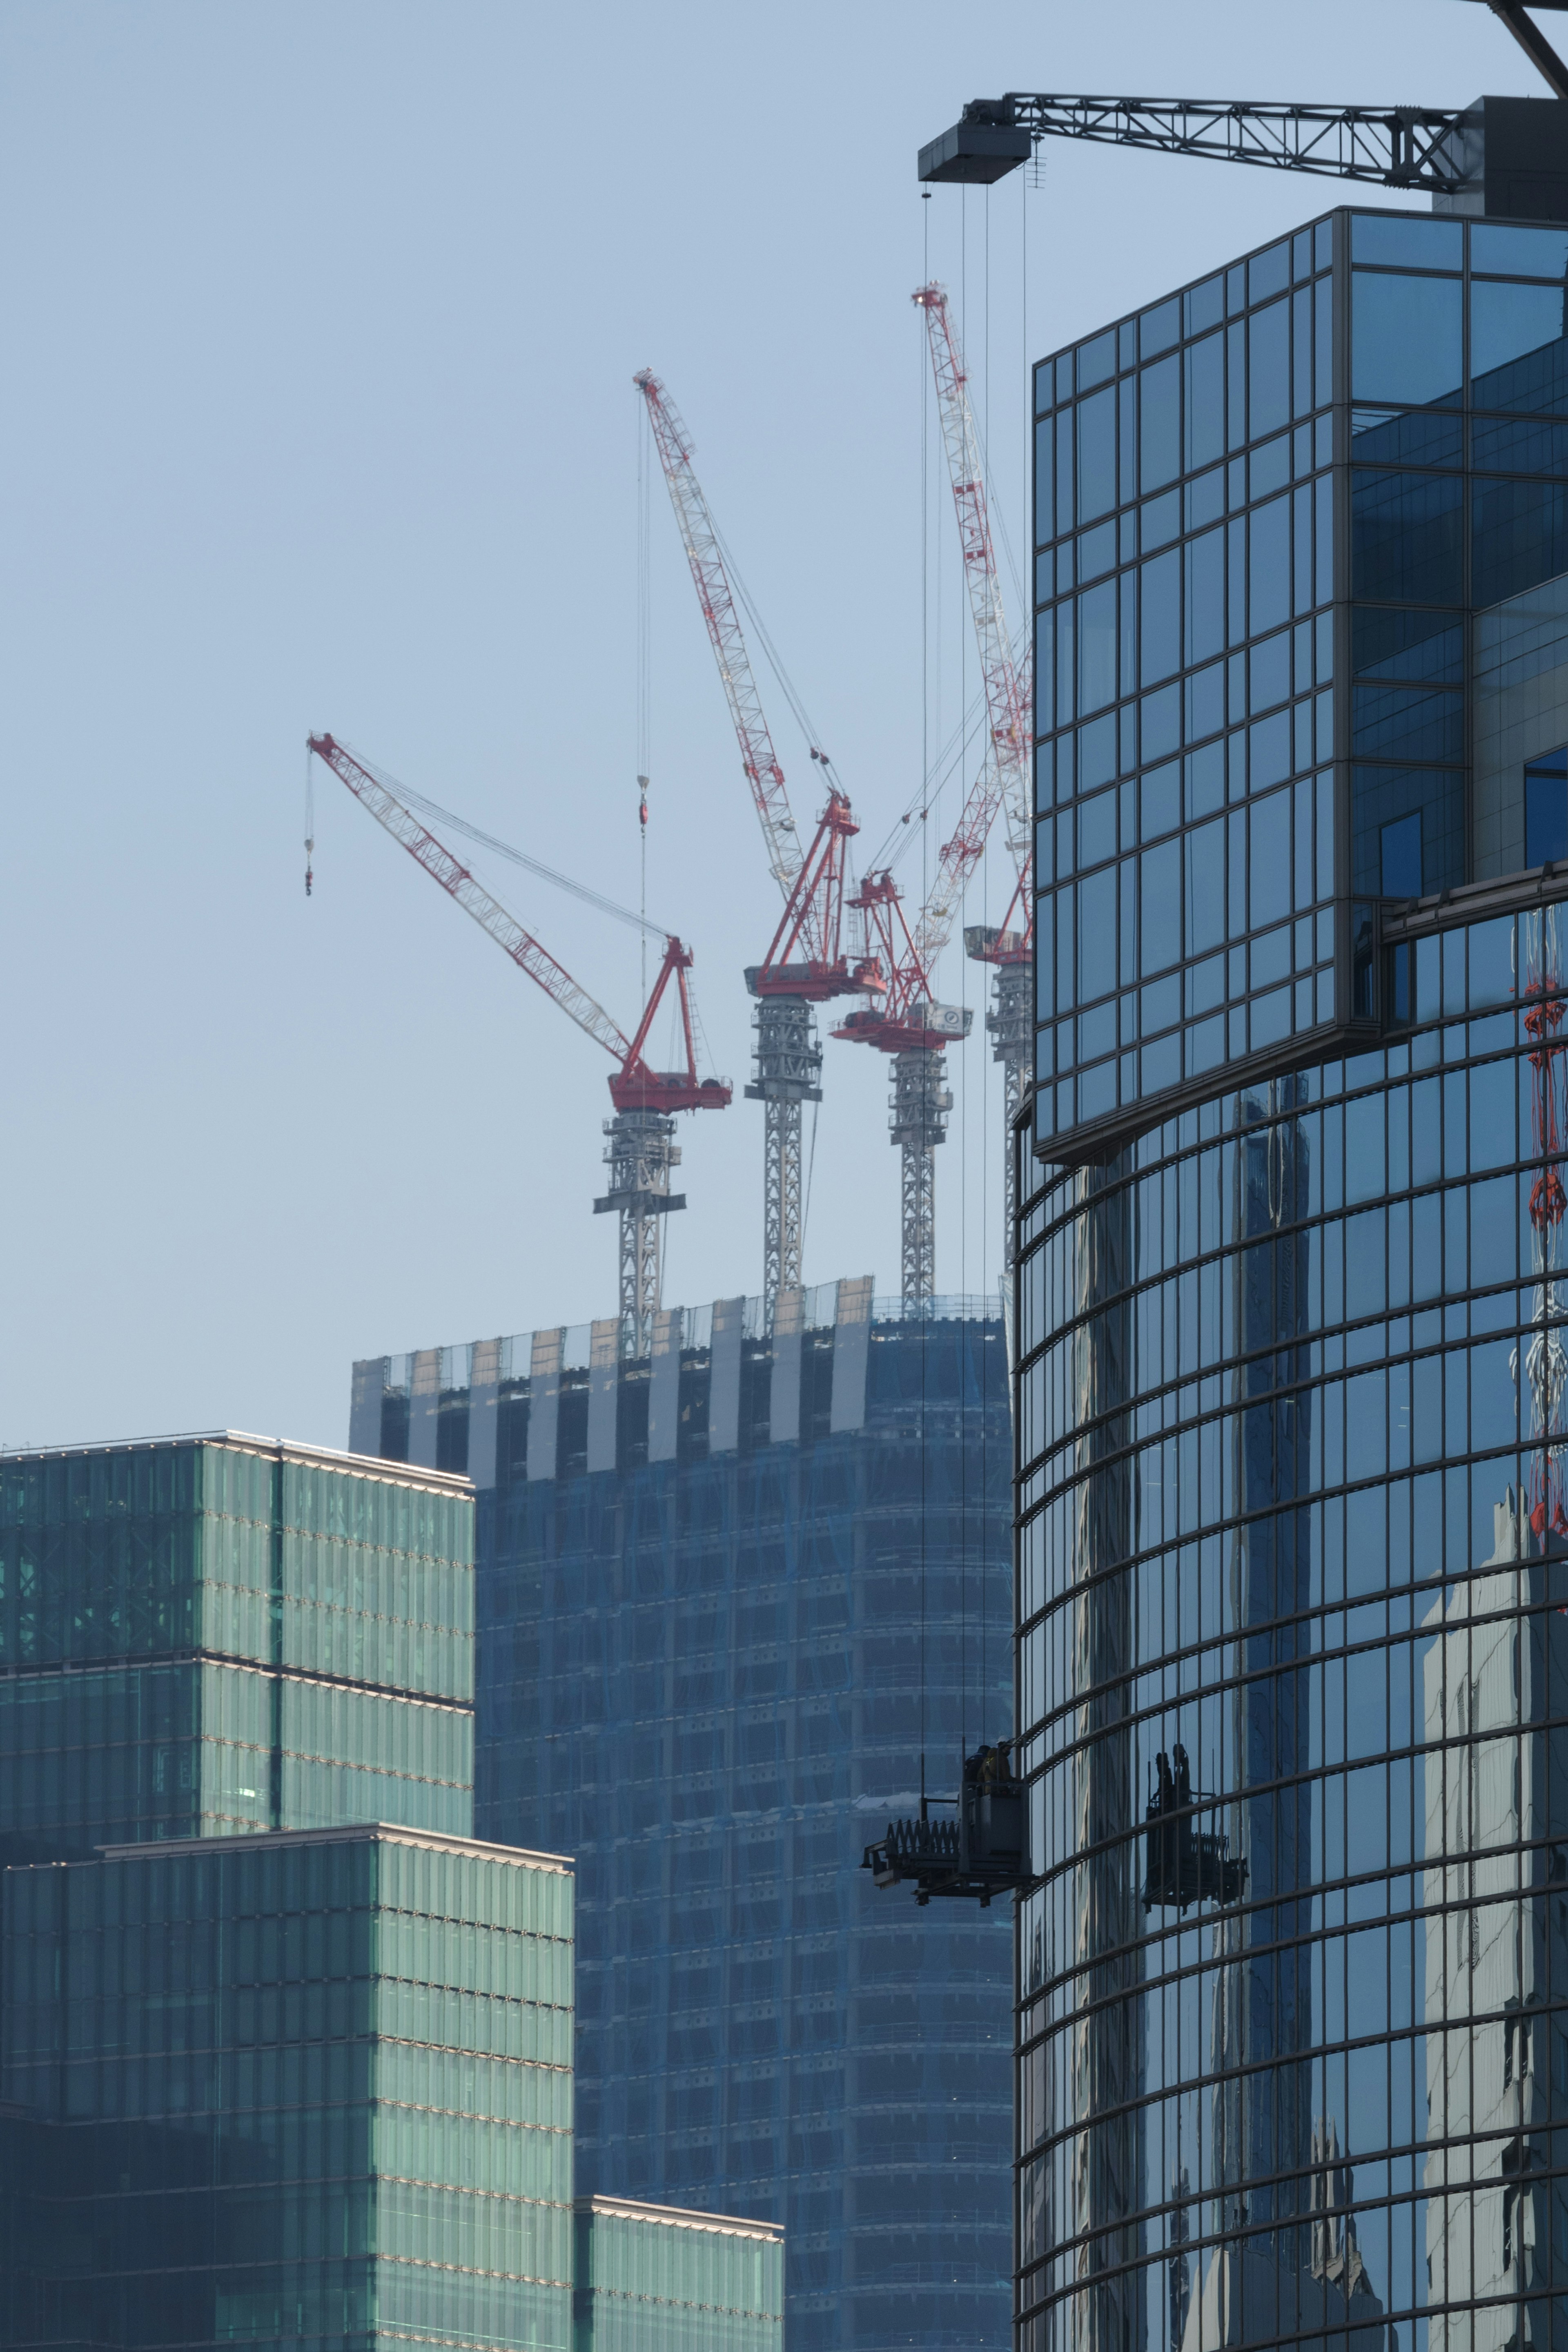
<box><xmin>1015</xmin><ymin>203</ymin><xmax>1568</xmax><ymax>2352</ymax></box>
<box><xmin>352</xmin><ymin>1279</ymin><xmax>1014</xmax><ymax>2349</ymax></box>
<box><xmin>0</xmin><ymin>1433</ymin><xmax>782</xmax><ymax>2352</ymax></box>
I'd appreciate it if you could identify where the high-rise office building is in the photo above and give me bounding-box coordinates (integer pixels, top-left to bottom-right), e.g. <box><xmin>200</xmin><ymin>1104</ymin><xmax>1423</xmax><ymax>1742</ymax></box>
<box><xmin>0</xmin><ymin>1433</ymin><xmax>782</xmax><ymax>2352</ymax></box>
<box><xmin>351</xmin><ymin>1279</ymin><xmax>1014</xmax><ymax>2350</ymax></box>
<box><xmin>1016</xmin><ymin>199</ymin><xmax>1568</xmax><ymax>2352</ymax></box>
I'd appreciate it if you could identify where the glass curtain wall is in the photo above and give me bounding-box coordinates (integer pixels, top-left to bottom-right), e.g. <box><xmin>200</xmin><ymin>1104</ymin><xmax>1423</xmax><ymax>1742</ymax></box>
<box><xmin>0</xmin><ymin>1826</ymin><xmax>575</xmax><ymax>2352</ymax></box>
<box><xmin>479</xmin><ymin>1311</ymin><xmax>1013</xmax><ymax>2351</ymax></box>
<box><xmin>572</xmin><ymin>2197</ymin><xmax>784</xmax><ymax>2351</ymax></box>
<box><xmin>1014</xmin><ymin>903</ymin><xmax>1568</xmax><ymax>2352</ymax></box>
<box><xmin>0</xmin><ymin>1440</ymin><xmax>475</xmax><ymax>1859</ymax></box>
<box><xmin>1033</xmin><ymin>207</ymin><xmax>1568</xmax><ymax>1162</ymax></box>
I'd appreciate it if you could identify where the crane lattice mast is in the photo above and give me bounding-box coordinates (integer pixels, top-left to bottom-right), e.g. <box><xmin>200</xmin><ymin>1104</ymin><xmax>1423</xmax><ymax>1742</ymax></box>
<box><xmin>635</xmin><ymin>368</ymin><xmax>876</xmax><ymax>1318</ymax></box>
<box><xmin>308</xmin><ymin>733</ymin><xmax>729</xmax><ymax>1353</ymax></box>
<box><xmin>914</xmin><ymin>282</ymin><xmax>1035</xmax><ymax>1270</ymax></box>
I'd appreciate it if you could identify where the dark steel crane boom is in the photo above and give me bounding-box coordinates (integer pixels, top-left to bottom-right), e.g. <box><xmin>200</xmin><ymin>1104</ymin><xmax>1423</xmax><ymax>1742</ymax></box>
<box><xmin>918</xmin><ymin>6</ymin><xmax>1568</xmax><ymax>186</ymax></box>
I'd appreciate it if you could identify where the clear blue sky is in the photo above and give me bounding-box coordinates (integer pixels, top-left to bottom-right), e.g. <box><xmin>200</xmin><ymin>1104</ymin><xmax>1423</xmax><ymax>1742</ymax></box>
<box><xmin>0</xmin><ymin>0</ymin><xmax>1520</xmax><ymax>1449</ymax></box>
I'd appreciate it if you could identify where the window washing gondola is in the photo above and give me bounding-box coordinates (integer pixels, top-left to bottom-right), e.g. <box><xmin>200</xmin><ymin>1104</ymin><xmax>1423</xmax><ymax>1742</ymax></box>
<box><xmin>863</xmin><ymin>1742</ymin><xmax>1033</xmax><ymax>1907</ymax></box>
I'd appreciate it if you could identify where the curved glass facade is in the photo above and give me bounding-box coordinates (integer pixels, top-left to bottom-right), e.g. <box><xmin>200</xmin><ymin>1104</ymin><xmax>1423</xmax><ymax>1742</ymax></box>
<box><xmin>1015</xmin><ymin>901</ymin><xmax>1568</xmax><ymax>2352</ymax></box>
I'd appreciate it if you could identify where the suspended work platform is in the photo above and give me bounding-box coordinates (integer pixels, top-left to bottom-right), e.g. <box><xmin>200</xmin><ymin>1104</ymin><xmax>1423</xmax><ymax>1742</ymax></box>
<box><xmin>863</xmin><ymin>1743</ymin><xmax>1032</xmax><ymax>1907</ymax></box>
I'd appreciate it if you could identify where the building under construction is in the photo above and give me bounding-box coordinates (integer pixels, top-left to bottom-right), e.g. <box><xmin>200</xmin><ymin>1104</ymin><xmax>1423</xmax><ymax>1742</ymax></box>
<box><xmin>350</xmin><ymin>1280</ymin><xmax>1012</xmax><ymax>2351</ymax></box>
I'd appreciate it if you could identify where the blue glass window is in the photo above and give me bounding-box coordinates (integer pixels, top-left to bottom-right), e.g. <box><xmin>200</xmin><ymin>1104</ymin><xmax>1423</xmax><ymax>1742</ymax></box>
<box><xmin>1078</xmin><ymin>328</ymin><xmax>1116</xmax><ymax>389</ymax></box>
<box><xmin>1525</xmin><ymin>745</ymin><xmax>1568</xmax><ymax>866</ymax></box>
<box><xmin>1472</xmin><ymin>223</ymin><xmax>1568</xmax><ymax>276</ymax></box>
<box><xmin>1351</xmin><ymin>472</ymin><xmax>1463</xmax><ymax>604</ymax></box>
<box><xmin>1350</xmin><ymin>213</ymin><xmax>1461</xmax><ymax>268</ymax></box>
<box><xmin>1250</xmin><ymin>788</ymin><xmax>1292</xmax><ymax>929</ymax></box>
<box><xmin>1140</xmin><ymin>353</ymin><xmax>1180</xmax><ymax>493</ymax></box>
<box><xmin>1186</xmin><ymin>662</ymin><xmax>1225</xmax><ymax>746</ymax></box>
<box><xmin>1142</xmin><ymin>683</ymin><xmax>1180</xmax><ymax>762</ymax></box>
<box><xmin>1033</xmin><ymin>418</ymin><xmax>1053</xmax><ymax>545</ymax></box>
<box><xmin>1078</xmin><ymin>788</ymin><xmax>1116</xmax><ymax>871</ymax></box>
<box><xmin>1078</xmin><ymin>386</ymin><xmax>1116</xmax><ymax>522</ymax></box>
<box><xmin>1249</xmin><ymin>495</ymin><xmax>1292</xmax><ymax>638</ymax></box>
<box><xmin>1142</xmin><ymin>760</ymin><xmax>1180</xmax><ymax>840</ymax></box>
<box><xmin>1141</xmin><ymin>296</ymin><xmax>1180</xmax><ymax>359</ymax></box>
<box><xmin>1184</xmin><ymin>332</ymin><xmax>1224</xmax><ymax>474</ymax></box>
<box><xmin>1350</xmin><ymin>272</ymin><xmax>1462</xmax><ymax>408</ymax></box>
<box><xmin>1078</xmin><ymin>518</ymin><xmax>1116</xmax><ymax>581</ymax></box>
<box><xmin>1185</xmin><ymin>274</ymin><xmax>1223</xmax><ymax>338</ymax></box>
<box><xmin>1380</xmin><ymin>809</ymin><xmax>1422</xmax><ymax>896</ymax></box>
<box><xmin>1248</xmin><ymin>299</ymin><xmax>1291</xmax><ymax>441</ymax></box>
<box><xmin>1185</xmin><ymin>817</ymin><xmax>1225</xmax><ymax>955</ymax></box>
<box><xmin>1078</xmin><ymin>579</ymin><xmax>1118</xmax><ymax>713</ymax></box>
<box><xmin>1249</xmin><ymin>240</ymin><xmax>1290</xmax><ymax>304</ymax></box>
<box><xmin>1078</xmin><ymin>866</ymin><xmax>1116</xmax><ymax>1001</ymax></box>
<box><xmin>1140</xmin><ymin>548</ymin><xmax>1180</xmax><ymax>686</ymax></box>
<box><xmin>1056</xmin><ymin>600</ymin><xmax>1075</xmax><ymax>726</ymax></box>
<box><xmin>1250</xmin><ymin>631</ymin><xmax>1290</xmax><ymax>713</ymax></box>
<box><xmin>1470</xmin><ymin>279</ymin><xmax>1568</xmax><ymax>412</ymax></box>
<box><xmin>1185</xmin><ymin>526</ymin><xmax>1225</xmax><ymax>669</ymax></box>
<box><xmin>1033</xmin><ymin>610</ymin><xmax>1054</xmax><ymax>736</ymax></box>
<box><xmin>1140</xmin><ymin>838</ymin><xmax>1180</xmax><ymax>974</ymax></box>
<box><xmin>1055</xmin><ymin>409</ymin><xmax>1075</xmax><ymax>534</ymax></box>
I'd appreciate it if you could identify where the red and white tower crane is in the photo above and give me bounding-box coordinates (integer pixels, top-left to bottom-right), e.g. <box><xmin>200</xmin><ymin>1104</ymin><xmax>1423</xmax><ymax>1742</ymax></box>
<box><xmin>634</xmin><ymin>368</ymin><xmax>879</xmax><ymax>1320</ymax></box>
<box><xmin>307</xmin><ymin>733</ymin><xmax>730</xmax><ymax>1353</ymax></box>
<box><xmin>913</xmin><ymin>281</ymin><xmax>1034</xmax><ymax>1267</ymax></box>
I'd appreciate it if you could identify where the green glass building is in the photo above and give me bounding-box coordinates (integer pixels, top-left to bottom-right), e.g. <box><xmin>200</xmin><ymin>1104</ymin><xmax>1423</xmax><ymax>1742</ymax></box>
<box><xmin>0</xmin><ymin>1435</ymin><xmax>781</xmax><ymax>2352</ymax></box>
<box><xmin>573</xmin><ymin>2195</ymin><xmax>785</xmax><ymax>2350</ymax></box>
<box><xmin>0</xmin><ymin>1434</ymin><xmax>475</xmax><ymax>1861</ymax></box>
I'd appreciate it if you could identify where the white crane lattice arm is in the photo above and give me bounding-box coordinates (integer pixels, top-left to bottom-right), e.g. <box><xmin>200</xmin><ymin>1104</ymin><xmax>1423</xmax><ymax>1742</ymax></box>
<box><xmin>634</xmin><ymin>369</ymin><xmax>802</xmax><ymax>897</ymax></box>
<box><xmin>914</xmin><ymin>285</ymin><xmax>1032</xmax><ymax>874</ymax></box>
<box><xmin>307</xmin><ymin>735</ymin><xmax>632</xmax><ymax>1065</ymax></box>
<box><xmin>911</xmin><ymin>638</ymin><xmax>1034</xmax><ymax>979</ymax></box>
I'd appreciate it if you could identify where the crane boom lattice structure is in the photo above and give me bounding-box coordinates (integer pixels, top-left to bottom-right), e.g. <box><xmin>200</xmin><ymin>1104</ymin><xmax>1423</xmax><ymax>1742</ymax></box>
<box><xmin>307</xmin><ymin>734</ymin><xmax>729</xmax><ymax>1353</ymax></box>
<box><xmin>914</xmin><ymin>281</ymin><xmax>1036</xmax><ymax>1269</ymax></box>
<box><xmin>636</xmin><ymin>368</ymin><xmax>878</xmax><ymax>1317</ymax></box>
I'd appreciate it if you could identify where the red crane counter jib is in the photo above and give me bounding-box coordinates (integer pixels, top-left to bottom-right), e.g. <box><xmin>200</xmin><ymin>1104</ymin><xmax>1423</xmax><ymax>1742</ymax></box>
<box><xmin>305</xmin><ymin>734</ymin><xmax>729</xmax><ymax>1117</ymax></box>
<box><xmin>747</xmin><ymin>792</ymin><xmax>883</xmax><ymax>1003</ymax></box>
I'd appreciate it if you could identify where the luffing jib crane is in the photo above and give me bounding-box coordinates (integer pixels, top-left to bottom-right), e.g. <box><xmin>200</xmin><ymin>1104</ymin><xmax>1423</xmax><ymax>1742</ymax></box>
<box><xmin>634</xmin><ymin>368</ymin><xmax>880</xmax><ymax>1320</ymax></box>
<box><xmin>307</xmin><ymin>733</ymin><xmax>730</xmax><ymax>1354</ymax></box>
<box><xmin>913</xmin><ymin>281</ymin><xmax>1035</xmax><ymax>1271</ymax></box>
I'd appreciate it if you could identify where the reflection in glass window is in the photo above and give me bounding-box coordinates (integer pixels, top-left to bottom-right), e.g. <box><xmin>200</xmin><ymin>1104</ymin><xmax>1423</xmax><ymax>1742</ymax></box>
<box><xmin>1472</xmin><ymin>477</ymin><xmax>1568</xmax><ymax>607</ymax></box>
<box><xmin>1351</xmin><ymin>472</ymin><xmax>1464</xmax><ymax>605</ymax></box>
<box><xmin>1471</xmin><ymin>278</ymin><xmax>1568</xmax><ymax>396</ymax></box>
<box><xmin>1472</xmin><ymin>414</ymin><xmax>1568</xmax><ymax>475</ymax></box>
<box><xmin>1351</xmin><ymin>271</ymin><xmax>1462</xmax><ymax>408</ymax></box>
<box><xmin>1380</xmin><ymin>809</ymin><xmax>1421</xmax><ymax>896</ymax></box>
<box><xmin>1140</xmin><ymin>353</ymin><xmax>1180</xmax><ymax>493</ymax></box>
<box><xmin>1525</xmin><ymin>745</ymin><xmax>1568</xmax><ymax>866</ymax></box>
<box><xmin>1352</xmin><ymin>606</ymin><xmax>1463</xmax><ymax>684</ymax></box>
<box><xmin>1471</xmin><ymin>222</ymin><xmax>1568</xmax><ymax>277</ymax></box>
<box><xmin>1078</xmin><ymin>385</ymin><xmax>1117</xmax><ymax>523</ymax></box>
<box><xmin>1350</xmin><ymin>407</ymin><xmax>1464</xmax><ymax>468</ymax></box>
<box><xmin>1353</xmin><ymin>765</ymin><xmax>1462</xmax><ymax>897</ymax></box>
<box><xmin>1352</xmin><ymin>682</ymin><xmax>1463</xmax><ymax>765</ymax></box>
